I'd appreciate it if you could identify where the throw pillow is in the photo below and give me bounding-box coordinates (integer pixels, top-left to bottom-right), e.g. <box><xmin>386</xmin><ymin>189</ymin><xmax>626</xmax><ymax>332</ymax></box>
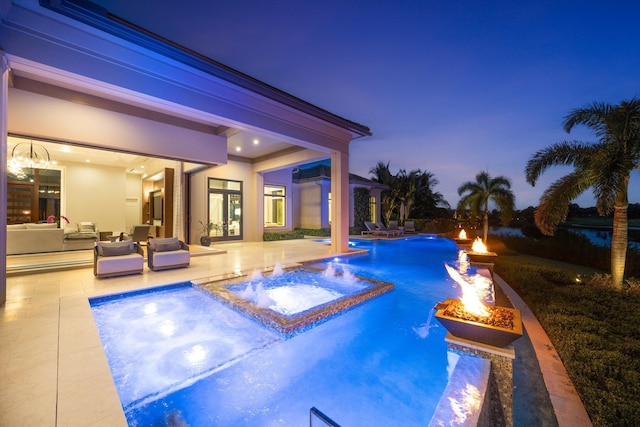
<box><xmin>98</xmin><ymin>240</ymin><xmax>133</xmax><ymax>256</ymax></box>
<box><xmin>78</xmin><ymin>222</ymin><xmax>96</xmax><ymax>232</ymax></box>
<box><xmin>102</xmin><ymin>245</ymin><xmax>133</xmax><ymax>257</ymax></box>
<box><xmin>155</xmin><ymin>242</ymin><xmax>181</xmax><ymax>252</ymax></box>
<box><xmin>150</xmin><ymin>237</ymin><xmax>180</xmax><ymax>252</ymax></box>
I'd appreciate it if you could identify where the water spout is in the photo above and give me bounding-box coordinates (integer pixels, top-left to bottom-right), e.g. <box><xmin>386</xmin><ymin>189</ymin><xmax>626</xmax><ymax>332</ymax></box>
<box><xmin>272</xmin><ymin>262</ymin><xmax>284</xmax><ymax>276</ymax></box>
<box><xmin>413</xmin><ymin>307</ymin><xmax>437</xmax><ymax>339</ymax></box>
<box><xmin>340</xmin><ymin>266</ymin><xmax>357</xmax><ymax>284</ymax></box>
<box><xmin>253</xmin><ymin>283</ymin><xmax>275</xmax><ymax>308</ymax></box>
<box><xmin>323</xmin><ymin>263</ymin><xmax>336</xmax><ymax>277</ymax></box>
<box><xmin>239</xmin><ymin>282</ymin><xmax>275</xmax><ymax>309</ymax></box>
<box><xmin>249</xmin><ymin>269</ymin><xmax>263</xmax><ymax>281</ymax></box>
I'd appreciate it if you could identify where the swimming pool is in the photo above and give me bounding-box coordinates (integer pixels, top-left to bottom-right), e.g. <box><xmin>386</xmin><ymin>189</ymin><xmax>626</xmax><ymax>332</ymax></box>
<box><xmin>91</xmin><ymin>236</ymin><xmax>483</xmax><ymax>426</ymax></box>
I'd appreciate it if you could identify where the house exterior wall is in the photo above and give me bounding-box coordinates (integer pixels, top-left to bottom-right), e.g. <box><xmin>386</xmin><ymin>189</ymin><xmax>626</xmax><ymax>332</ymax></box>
<box><xmin>0</xmin><ymin>0</ymin><xmax>369</xmax><ymax>304</ymax></box>
<box><xmin>262</xmin><ymin>168</ymin><xmax>294</xmax><ymax>232</ymax></box>
<box><xmin>298</xmin><ymin>181</ymin><xmax>324</xmax><ymax>229</ymax></box>
<box><xmin>8</xmin><ymin>88</ymin><xmax>226</xmax><ymax>165</ymax></box>
<box><xmin>188</xmin><ymin>160</ymin><xmax>256</xmax><ymax>244</ymax></box>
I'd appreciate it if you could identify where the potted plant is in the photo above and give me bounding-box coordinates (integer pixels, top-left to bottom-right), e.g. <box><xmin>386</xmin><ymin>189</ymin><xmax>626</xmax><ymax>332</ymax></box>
<box><xmin>198</xmin><ymin>220</ymin><xmax>213</xmax><ymax>246</ymax></box>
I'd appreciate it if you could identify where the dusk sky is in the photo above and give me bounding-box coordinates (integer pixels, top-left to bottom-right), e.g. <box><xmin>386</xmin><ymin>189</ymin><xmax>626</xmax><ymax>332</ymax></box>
<box><xmin>96</xmin><ymin>0</ymin><xmax>640</xmax><ymax>210</ymax></box>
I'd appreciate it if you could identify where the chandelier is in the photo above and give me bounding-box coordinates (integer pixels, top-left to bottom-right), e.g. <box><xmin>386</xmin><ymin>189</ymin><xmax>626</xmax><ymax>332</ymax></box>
<box><xmin>8</xmin><ymin>141</ymin><xmax>57</xmax><ymax>179</ymax></box>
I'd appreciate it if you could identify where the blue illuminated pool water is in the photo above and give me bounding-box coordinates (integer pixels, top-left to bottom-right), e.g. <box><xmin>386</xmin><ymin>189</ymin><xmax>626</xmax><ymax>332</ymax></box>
<box><xmin>92</xmin><ymin>237</ymin><xmax>476</xmax><ymax>426</ymax></box>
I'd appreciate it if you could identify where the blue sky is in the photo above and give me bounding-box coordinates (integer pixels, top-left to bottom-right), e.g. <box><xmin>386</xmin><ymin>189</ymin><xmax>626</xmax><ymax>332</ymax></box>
<box><xmin>96</xmin><ymin>0</ymin><xmax>640</xmax><ymax>210</ymax></box>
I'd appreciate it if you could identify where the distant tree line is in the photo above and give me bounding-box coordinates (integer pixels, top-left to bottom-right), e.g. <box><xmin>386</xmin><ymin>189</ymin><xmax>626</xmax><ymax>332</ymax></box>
<box><xmin>368</xmin><ymin>161</ymin><xmax>450</xmax><ymax>224</ymax></box>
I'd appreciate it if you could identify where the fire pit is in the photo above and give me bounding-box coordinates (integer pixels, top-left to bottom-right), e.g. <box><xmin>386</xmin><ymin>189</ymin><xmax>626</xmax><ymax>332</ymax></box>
<box><xmin>434</xmin><ymin>298</ymin><xmax>522</xmax><ymax>347</ymax></box>
<box><xmin>453</xmin><ymin>228</ymin><xmax>473</xmax><ymax>246</ymax></box>
<box><xmin>464</xmin><ymin>237</ymin><xmax>497</xmax><ymax>264</ymax></box>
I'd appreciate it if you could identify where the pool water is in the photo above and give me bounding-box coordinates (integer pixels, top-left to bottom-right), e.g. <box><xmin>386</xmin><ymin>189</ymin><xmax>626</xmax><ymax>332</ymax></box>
<box><xmin>91</xmin><ymin>237</ymin><xmax>480</xmax><ymax>426</ymax></box>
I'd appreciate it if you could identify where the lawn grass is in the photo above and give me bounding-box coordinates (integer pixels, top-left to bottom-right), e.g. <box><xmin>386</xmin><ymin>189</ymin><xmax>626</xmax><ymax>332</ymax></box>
<box><xmin>493</xmin><ymin>254</ymin><xmax>640</xmax><ymax>427</ymax></box>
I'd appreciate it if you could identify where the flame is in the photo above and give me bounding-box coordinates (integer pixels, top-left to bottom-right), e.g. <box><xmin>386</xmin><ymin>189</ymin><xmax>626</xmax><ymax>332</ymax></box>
<box><xmin>444</xmin><ymin>264</ymin><xmax>490</xmax><ymax>317</ymax></box>
<box><xmin>471</xmin><ymin>237</ymin><xmax>488</xmax><ymax>253</ymax></box>
<box><xmin>458</xmin><ymin>229</ymin><xmax>467</xmax><ymax>239</ymax></box>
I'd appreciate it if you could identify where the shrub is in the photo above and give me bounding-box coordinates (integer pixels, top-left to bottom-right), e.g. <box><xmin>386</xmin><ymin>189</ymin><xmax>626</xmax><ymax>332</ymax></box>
<box><xmin>263</xmin><ymin>230</ymin><xmax>305</xmax><ymax>241</ymax></box>
<box><xmin>494</xmin><ymin>259</ymin><xmax>640</xmax><ymax>426</ymax></box>
<box><xmin>294</xmin><ymin>228</ymin><xmax>331</xmax><ymax>237</ymax></box>
<box><xmin>495</xmin><ymin>231</ymin><xmax>640</xmax><ymax>278</ymax></box>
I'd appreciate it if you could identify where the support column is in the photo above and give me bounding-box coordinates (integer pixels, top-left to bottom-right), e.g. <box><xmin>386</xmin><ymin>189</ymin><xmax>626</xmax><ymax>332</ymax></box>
<box><xmin>0</xmin><ymin>53</ymin><xmax>8</xmax><ymax>306</ymax></box>
<box><xmin>252</xmin><ymin>172</ymin><xmax>264</xmax><ymax>242</ymax></box>
<box><xmin>330</xmin><ymin>150</ymin><xmax>349</xmax><ymax>254</ymax></box>
<box><xmin>173</xmin><ymin>161</ymin><xmax>184</xmax><ymax>241</ymax></box>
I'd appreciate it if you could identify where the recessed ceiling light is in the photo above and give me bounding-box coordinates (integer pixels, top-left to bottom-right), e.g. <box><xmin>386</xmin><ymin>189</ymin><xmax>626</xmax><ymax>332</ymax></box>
<box><xmin>253</xmin><ymin>139</ymin><xmax>259</xmax><ymax>145</ymax></box>
<box><xmin>140</xmin><ymin>165</ymin><xmax>145</xmax><ymax>169</ymax></box>
<box><xmin>61</xmin><ymin>145</ymin><xmax>71</xmax><ymax>152</ymax></box>
<box><xmin>235</xmin><ymin>147</ymin><xmax>242</xmax><ymax>152</ymax></box>
<box><xmin>85</xmin><ymin>159</ymin><xmax>91</xmax><ymax>163</ymax></box>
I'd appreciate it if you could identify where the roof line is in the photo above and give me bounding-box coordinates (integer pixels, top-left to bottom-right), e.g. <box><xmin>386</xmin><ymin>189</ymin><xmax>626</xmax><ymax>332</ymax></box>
<box><xmin>38</xmin><ymin>0</ymin><xmax>372</xmax><ymax>138</ymax></box>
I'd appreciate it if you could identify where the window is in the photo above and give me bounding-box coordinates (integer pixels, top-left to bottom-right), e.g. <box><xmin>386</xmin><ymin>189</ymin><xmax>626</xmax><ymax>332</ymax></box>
<box><xmin>7</xmin><ymin>168</ymin><xmax>61</xmax><ymax>224</ymax></box>
<box><xmin>264</xmin><ymin>185</ymin><xmax>286</xmax><ymax>227</ymax></box>
<box><xmin>369</xmin><ymin>196</ymin><xmax>377</xmax><ymax>222</ymax></box>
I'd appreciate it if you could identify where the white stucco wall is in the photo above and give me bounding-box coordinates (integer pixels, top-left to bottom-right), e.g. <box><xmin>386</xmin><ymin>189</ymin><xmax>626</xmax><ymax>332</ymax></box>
<box><xmin>65</xmin><ymin>161</ymin><xmax>128</xmax><ymax>232</ymax></box>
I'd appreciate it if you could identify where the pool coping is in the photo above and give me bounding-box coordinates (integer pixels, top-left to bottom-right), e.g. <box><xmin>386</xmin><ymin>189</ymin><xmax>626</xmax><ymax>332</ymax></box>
<box><xmin>493</xmin><ymin>274</ymin><xmax>593</xmax><ymax>427</ymax></box>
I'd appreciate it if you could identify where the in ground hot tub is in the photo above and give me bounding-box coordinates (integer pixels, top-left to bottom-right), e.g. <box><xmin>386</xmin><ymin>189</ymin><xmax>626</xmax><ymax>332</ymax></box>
<box><xmin>194</xmin><ymin>265</ymin><xmax>394</xmax><ymax>336</ymax></box>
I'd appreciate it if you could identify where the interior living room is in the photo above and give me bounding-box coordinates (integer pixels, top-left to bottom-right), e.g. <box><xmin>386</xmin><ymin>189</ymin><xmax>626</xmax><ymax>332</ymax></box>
<box><xmin>7</xmin><ymin>134</ymin><xmax>204</xmax><ymax>243</ymax></box>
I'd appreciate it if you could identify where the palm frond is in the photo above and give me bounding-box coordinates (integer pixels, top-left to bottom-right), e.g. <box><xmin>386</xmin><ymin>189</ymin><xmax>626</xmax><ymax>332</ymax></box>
<box><xmin>525</xmin><ymin>141</ymin><xmax>593</xmax><ymax>185</ymax></box>
<box><xmin>534</xmin><ymin>171</ymin><xmax>592</xmax><ymax>235</ymax></box>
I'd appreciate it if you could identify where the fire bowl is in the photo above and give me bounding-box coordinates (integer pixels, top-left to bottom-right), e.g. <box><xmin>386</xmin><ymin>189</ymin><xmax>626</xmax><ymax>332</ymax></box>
<box><xmin>464</xmin><ymin>250</ymin><xmax>498</xmax><ymax>264</ymax></box>
<box><xmin>434</xmin><ymin>298</ymin><xmax>522</xmax><ymax>348</ymax></box>
<box><xmin>453</xmin><ymin>238</ymin><xmax>473</xmax><ymax>246</ymax></box>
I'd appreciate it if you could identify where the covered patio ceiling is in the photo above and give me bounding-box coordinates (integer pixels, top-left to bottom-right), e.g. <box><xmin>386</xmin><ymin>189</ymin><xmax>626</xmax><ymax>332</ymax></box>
<box><xmin>9</xmin><ymin>71</ymin><xmax>305</xmax><ymax>167</ymax></box>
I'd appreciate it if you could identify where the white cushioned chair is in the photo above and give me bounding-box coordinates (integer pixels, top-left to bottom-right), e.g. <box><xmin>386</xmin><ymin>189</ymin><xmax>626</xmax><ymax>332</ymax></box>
<box><xmin>94</xmin><ymin>240</ymin><xmax>144</xmax><ymax>279</ymax></box>
<box><xmin>147</xmin><ymin>237</ymin><xmax>190</xmax><ymax>271</ymax></box>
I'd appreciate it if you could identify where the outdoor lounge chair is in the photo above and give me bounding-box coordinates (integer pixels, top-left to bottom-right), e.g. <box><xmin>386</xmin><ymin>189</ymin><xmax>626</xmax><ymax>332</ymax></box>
<box><xmin>147</xmin><ymin>237</ymin><xmax>190</xmax><ymax>271</ymax></box>
<box><xmin>94</xmin><ymin>240</ymin><xmax>144</xmax><ymax>278</ymax></box>
<box><xmin>404</xmin><ymin>221</ymin><xmax>416</xmax><ymax>234</ymax></box>
<box><xmin>376</xmin><ymin>221</ymin><xmax>400</xmax><ymax>236</ymax></box>
<box><xmin>363</xmin><ymin>221</ymin><xmax>396</xmax><ymax>237</ymax></box>
<box><xmin>388</xmin><ymin>220</ymin><xmax>404</xmax><ymax>235</ymax></box>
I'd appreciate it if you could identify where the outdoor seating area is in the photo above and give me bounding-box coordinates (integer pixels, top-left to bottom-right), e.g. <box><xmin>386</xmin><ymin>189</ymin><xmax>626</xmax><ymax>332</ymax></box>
<box><xmin>404</xmin><ymin>221</ymin><xmax>416</xmax><ymax>234</ymax></box>
<box><xmin>362</xmin><ymin>221</ymin><xmax>401</xmax><ymax>237</ymax></box>
<box><xmin>93</xmin><ymin>237</ymin><xmax>190</xmax><ymax>277</ymax></box>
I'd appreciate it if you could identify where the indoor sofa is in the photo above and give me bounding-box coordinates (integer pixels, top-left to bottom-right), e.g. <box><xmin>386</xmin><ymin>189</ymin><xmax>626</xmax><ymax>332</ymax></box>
<box><xmin>7</xmin><ymin>223</ymin><xmax>65</xmax><ymax>255</ymax></box>
<box><xmin>7</xmin><ymin>222</ymin><xmax>100</xmax><ymax>255</ymax></box>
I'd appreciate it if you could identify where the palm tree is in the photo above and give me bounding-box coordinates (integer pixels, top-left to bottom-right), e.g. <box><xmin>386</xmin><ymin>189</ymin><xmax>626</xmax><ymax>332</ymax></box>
<box><xmin>369</xmin><ymin>161</ymin><xmax>399</xmax><ymax>225</ymax></box>
<box><xmin>413</xmin><ymin>170</ymin><xmax>450</xmax><ymax>213</ymax></box>
<box><xmin>457</xmin><ymin>171</ymin><xmax>515</xmax><ymax>242</ymax></box>
<box><xmin>525</xmin><ymin>98</ymin><xmax>640</xmax><ymax>289</ymax></box>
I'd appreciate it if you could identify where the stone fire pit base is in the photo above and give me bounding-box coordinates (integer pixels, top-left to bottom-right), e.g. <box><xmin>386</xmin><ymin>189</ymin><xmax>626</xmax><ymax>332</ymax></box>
<box><xmin>446</xmin><ymin>333</ymin><xmax>515</xmax><ymax>427</ymax></box>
